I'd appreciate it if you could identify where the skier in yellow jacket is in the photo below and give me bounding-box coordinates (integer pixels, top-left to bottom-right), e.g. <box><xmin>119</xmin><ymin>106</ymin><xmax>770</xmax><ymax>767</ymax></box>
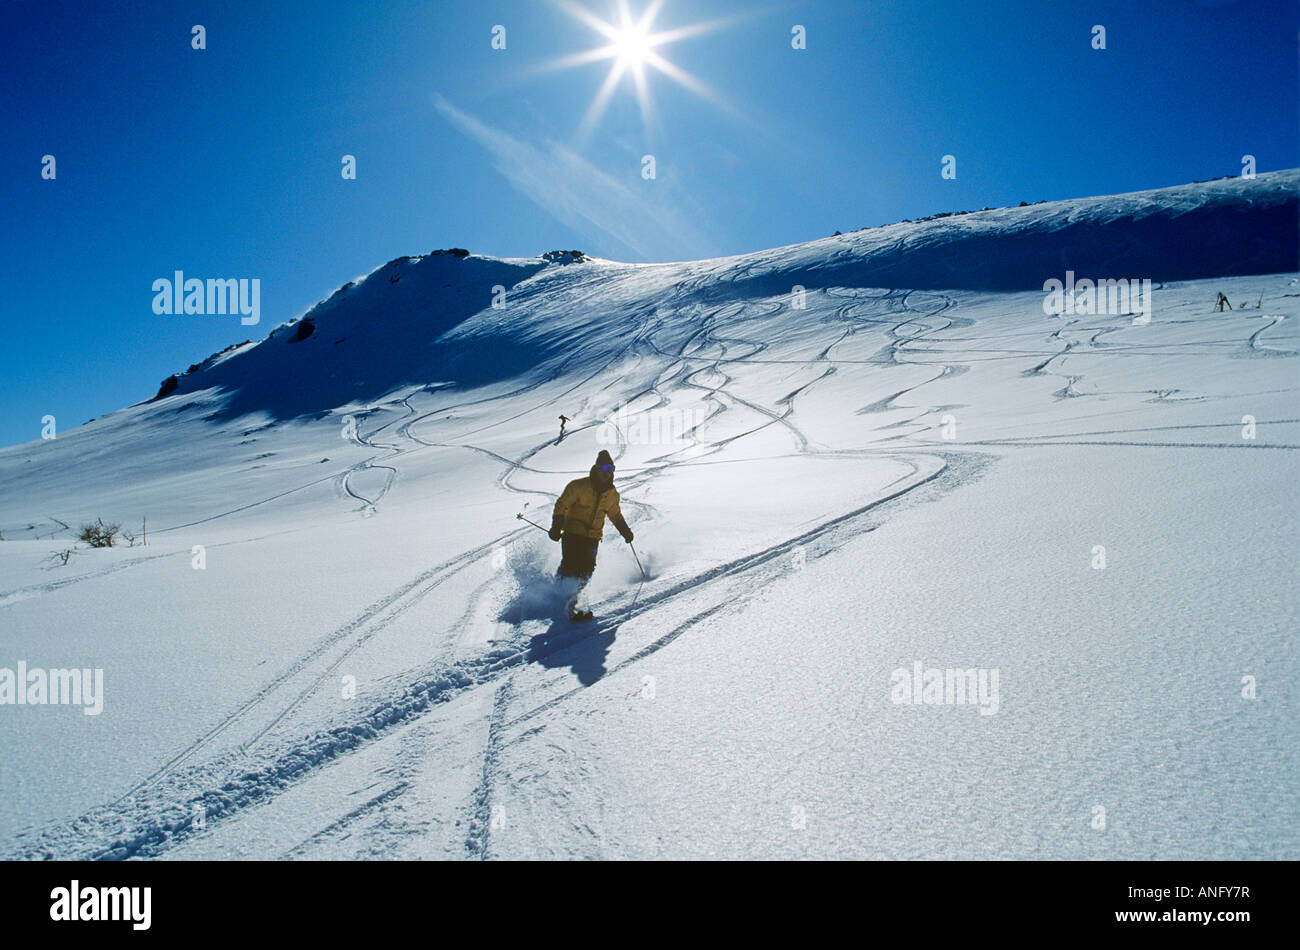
<box><xmin>549</xmin><ymin>449</ymin><xmax>633</xmax><ymax>621</ymax></box>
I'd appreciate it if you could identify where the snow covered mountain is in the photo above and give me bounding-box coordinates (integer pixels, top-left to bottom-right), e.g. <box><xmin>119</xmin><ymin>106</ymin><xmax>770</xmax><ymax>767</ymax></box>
<box><xmin>1</xmin><ymin>170</ymin><xmax>1296</xmax><ymax>860</ymax></box>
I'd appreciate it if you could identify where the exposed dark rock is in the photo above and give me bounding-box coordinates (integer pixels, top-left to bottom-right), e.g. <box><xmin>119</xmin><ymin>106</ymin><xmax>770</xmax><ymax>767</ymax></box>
<box><xmin>154</xmin><ymin>375</ymin><xmax>180</xmax><ymax>399</ymax></box>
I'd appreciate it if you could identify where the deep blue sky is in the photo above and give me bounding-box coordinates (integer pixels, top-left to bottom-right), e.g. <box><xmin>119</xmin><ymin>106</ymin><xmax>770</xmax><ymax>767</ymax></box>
<box><xmin>2</xmin><ymin>0</ymin><xmax>1296</xmax><ymax>448</ymax></box>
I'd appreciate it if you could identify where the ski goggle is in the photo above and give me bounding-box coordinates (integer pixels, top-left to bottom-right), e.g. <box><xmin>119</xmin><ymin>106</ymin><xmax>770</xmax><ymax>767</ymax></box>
<box><xmin>597</xmin><ymin>464</ymin><xmax>615</xmax><ymax>472</ymax></box>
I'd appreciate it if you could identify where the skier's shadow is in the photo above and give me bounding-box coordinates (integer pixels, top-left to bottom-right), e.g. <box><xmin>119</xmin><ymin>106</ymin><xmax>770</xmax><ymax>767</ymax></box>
<box><xmin>526</xmin><ymin>618</ymin><xmax>618</xmax><ymax>687</ymax></box>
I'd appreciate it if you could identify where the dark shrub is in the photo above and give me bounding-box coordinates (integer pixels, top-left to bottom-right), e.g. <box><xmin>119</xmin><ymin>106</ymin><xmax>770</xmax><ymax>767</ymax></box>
<box><xmin>78</xmin><ymin>518</ymin><xmax>119</xmax><ymax>548</ymax></box>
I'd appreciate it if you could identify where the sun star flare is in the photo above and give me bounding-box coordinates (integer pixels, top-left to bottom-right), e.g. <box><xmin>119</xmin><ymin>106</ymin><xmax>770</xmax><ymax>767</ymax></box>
<box><xmin>552</xmin><ymin>0</ymin><xmax>729</xmax><ymax>139</ymax></box>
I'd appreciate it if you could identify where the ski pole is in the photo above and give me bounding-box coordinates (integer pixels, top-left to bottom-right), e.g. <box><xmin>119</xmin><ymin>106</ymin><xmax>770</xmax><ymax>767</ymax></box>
<box><xmin>516</xmin><ymin>513</ymin><xmax>549</xmax><ymax>533</ymax></box>
<box><xmin>629</xmin><ymin>570</ymin><xmax>647</xmax><ymax>611</ymax></box>
<box><xmin>629</xmin><ymin>541</ymin><xmax>647</xmax><ymax>580</ymax></box>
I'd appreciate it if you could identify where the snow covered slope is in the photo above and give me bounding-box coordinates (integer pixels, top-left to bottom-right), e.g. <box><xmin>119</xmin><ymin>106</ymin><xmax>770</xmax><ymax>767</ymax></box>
<box><xmin>1</xmin><ymin>171</ymin><xmax>1296</xmax><ymax>860</ymax></box>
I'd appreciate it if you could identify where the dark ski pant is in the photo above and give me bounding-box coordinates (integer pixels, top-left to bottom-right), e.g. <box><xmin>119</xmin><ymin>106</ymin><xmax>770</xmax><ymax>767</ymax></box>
<box><xmin>557</xmin><ymin>533</ymin><xmax>599</xmax><ymax>612</ymax></box>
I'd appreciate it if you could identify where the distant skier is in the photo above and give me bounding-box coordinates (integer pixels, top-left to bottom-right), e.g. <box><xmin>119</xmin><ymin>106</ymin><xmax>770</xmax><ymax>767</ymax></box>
<box><xmin>1215</xmin><ymin>292</ymin><xmax>1232</xmax><ymax>312</ymax></box>
<box><xmin>549</xmin><ymin>450</ymin><xmax>633</xmax><ymax>621</ymax></box>
<box><xmin>557</xmin><ymin>414</ymin><xmax>570</xmax><ymax>443</ymax></box>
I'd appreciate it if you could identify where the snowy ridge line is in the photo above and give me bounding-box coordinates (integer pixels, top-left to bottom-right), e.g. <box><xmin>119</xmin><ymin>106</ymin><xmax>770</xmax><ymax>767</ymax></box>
<box><xmin>3</xmin><ymin>449</ymin><xmax>968</xmax><ymax>861</ymax></box>
<box><xmin>762</xmin><ymin>170</ymin><xmax>1298</xmax><ymax>291</ymax></box>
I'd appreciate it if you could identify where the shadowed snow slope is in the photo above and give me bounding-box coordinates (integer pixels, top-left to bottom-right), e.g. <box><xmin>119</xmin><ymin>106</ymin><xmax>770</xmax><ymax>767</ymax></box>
<box><xmin>0</xmin><ymin>170</ymin><xmax>1295</xmax><ymax>861</ymax></box>
<box><xmin>143</xmin><ymin>170</ymin><xmax>1295</xmax><ymax>424</ymax></box>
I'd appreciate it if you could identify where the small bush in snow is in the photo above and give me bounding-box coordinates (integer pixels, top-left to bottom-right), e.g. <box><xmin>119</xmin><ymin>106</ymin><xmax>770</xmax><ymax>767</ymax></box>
<box><xmin>78</xmin><ymin>518</ymin><xmax>120</xmax><ymax>548</ymax></box>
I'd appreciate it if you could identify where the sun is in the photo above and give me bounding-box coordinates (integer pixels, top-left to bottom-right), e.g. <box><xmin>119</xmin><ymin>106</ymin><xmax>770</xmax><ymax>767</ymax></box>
<box><xmin>611</xmin><ymin>20</ymin><xmax>653</xmax><ymax>68</ymax></box>
<box><xmin>548</xmin><ymin>0</ymin><xmax>732</xmax><ymax>140</ymax></box>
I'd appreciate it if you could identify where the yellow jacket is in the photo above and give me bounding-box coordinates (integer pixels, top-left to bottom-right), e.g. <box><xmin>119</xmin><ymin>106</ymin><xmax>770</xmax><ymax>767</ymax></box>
<box><xmin>553</xmin><ymin>476</ymin><xmax>629</xmax><ymax>540</ymax></box>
